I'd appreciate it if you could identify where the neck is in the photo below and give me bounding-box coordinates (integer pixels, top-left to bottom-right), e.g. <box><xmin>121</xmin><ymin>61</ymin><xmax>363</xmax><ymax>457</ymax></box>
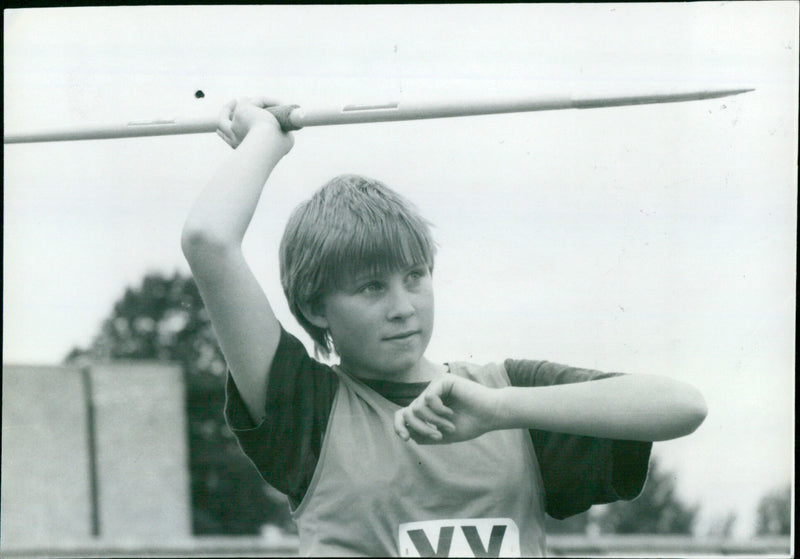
<box><xmin>339</xmin><ymin>357</ymin><xmax>446</xmax><ymax>383</ymax></box>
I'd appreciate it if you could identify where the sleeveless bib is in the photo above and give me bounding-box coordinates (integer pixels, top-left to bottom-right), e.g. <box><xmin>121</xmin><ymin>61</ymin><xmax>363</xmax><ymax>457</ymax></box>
<box><xmin>291</xmin><ymin>362</ymin><xmax>547</xmax><ymax>557</ymax></box>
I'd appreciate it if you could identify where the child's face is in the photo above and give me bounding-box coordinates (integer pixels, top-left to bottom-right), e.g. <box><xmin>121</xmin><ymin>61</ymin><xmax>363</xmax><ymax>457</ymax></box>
<box><xmin>320</xmin><ymin>263</ymin><xmax>434</xmax><ymax>381</ymax></box>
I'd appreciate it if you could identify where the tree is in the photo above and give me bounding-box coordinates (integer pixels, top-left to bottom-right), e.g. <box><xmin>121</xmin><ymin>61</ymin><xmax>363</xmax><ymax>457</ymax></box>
<box><xmin>755</xmin><ymin>483</ymin><xmax>791</xmax><ymax>536</ymax></box>
<box><xmin>594</xmin><ymin>457</ymin><xmax>699</xmax><ymax>534</ymax></box>
<box><xmin>705</xmin><ymin>510</ymin><xmax>737</xmax><ymax>538</ymax></box>
<box><xmin>66</xmin><ymin>271</ymin><xmax>293</xmax><ymax>535</ymax></box>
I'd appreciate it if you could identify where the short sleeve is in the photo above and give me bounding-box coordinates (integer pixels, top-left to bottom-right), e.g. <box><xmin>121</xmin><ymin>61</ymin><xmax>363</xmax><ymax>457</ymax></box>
<box><xmin>225</xmin><ymin>325</ymin><xmax>338</xmax><ymax>506</ymax></box>
<box><xmin>504</xmin><ymin>358</ymin><xmax>652</xmax><ymax>520</ymax></box>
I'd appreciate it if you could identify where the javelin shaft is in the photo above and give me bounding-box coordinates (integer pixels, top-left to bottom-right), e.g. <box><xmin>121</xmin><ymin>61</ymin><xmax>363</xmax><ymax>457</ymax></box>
<box><xmin>3</xmin><ymin>117</ymin><xmax>218</xmax><ymax>144</ymax></box>
<box><xmin>293</xmin><ymin>88</ymin><xmax>753</xmax><ymax>128</ymax></box>
<box><xmin>3</xmin><ymin>88</ymin><xmax>753</xmax><ymax>144</ymax></box>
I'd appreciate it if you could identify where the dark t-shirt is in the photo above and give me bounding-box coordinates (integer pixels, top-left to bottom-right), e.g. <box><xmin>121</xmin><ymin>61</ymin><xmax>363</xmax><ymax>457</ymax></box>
<box><xmin>225</xmin><ymin>326</ymin><xmax>652</xmax><ymax>518</ymax></box>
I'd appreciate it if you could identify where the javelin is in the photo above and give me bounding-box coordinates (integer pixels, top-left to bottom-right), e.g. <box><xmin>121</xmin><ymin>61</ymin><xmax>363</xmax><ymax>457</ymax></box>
<box><xmin>3</xmin><ymin>87</ymin><xmax>753</xmax><ymax>144</ymax></box>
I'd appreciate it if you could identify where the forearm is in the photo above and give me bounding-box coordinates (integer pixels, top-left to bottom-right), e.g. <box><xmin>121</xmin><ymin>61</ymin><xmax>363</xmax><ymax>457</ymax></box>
<box><xmin>182</xmin><ymin>125</ymin><xmax>285</xmax><ymax>252</ymax></box>
<box><xmin>494</xmin><ymin>374</ymin><xmax>707</xmax><ymax>441</ymax></box>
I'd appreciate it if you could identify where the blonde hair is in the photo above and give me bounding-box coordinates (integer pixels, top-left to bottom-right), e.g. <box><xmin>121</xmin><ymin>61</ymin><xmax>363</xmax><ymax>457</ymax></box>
<box><xmin>279</xmin><ymin>174</ymin><xmax>436</xmax><ymax>357</ymax></box>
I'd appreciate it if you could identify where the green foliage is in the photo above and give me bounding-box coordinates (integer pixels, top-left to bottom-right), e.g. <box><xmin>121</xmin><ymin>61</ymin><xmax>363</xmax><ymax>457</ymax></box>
<box><xmin>596</xmin><ymin>457</ymin><xmax>698</xmax><ymax>534</ymax></box>
<box><xmin>755</xmin><ymin>483</ymin><xmax>791</xmax><ymax>536</ymax></box>
<box><xmin>66</xmin><ymin>271</ymin><xmax>293</xmax><ymax>535</ymax></box>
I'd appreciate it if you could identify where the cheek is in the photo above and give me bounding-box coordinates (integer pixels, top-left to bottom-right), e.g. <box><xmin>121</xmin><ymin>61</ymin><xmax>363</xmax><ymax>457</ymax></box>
<box><xmin>422</xmin><ymin>283</ymin><xmax>435</xmax><ymax>311</ymax></box>
<box><xmin>327</xmin><ymin>303</ymin><xmax>378</xmax><ymax>341</ymax></box>
<box><xmin>417</xmin><ymin>291</ymin><xmax>435</xmax><ymax>327</ymax></box>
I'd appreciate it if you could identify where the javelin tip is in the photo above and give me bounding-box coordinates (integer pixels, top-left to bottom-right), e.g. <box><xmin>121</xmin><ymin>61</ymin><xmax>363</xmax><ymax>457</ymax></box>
<box><xmin>708</xmin><ymin>87</ymin><xmax>755</xmax><ymax>96</ymax></box>
<box><xmin>572</xmin><ymin>86</ymin><xmax>755</xmax><ymax>110</ymax></box>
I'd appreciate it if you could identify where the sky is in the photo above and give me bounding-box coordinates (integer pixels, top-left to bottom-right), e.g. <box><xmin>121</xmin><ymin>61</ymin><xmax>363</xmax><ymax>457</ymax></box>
<box><xmin>3</xmin><ymin>3</ymin><xmax>797</xmax><ymax>541</ymax></box>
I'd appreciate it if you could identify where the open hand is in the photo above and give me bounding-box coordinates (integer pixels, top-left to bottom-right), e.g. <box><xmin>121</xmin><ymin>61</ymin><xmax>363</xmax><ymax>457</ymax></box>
<box><xmin>393</xmin><ymin>375</ymin><xmax>503</xmax><ymax>445</ymax></box>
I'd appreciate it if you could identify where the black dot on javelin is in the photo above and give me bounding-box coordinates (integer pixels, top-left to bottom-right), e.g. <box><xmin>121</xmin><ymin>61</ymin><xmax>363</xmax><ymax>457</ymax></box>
<box><xmin>195</xmin><ymin>90</ymin><xmax>205</xmax><ymax>99</ymax></box>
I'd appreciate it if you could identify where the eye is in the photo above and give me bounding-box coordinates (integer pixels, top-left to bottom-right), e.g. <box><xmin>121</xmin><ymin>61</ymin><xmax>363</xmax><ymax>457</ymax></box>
<box><xmin>359</xmin><ymin>281</ymin><xmax>384</xmax><ymax>295</ymax></box>
<box><xmin>406</xmin><ymin>267</ymin><xmax>427</xmax><ymax>285</ymax></box>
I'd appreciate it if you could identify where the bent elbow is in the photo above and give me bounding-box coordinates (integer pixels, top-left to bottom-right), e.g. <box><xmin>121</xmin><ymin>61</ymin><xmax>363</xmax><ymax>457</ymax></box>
<box><xmin>181</xmin><ymin>227</ymin><xmax>207</xmax><ymax>261</ymax></box>
<box><xmin>685</xmin><ymin>389</ymin><xmax>708</xmax><ymax>433</ymax></box>
<box><xmin>181</xmin><ymin>225</ymin><xmax>236</xmax><ymax>261</ymax></box>
<box><xmin>668</xmin><ymin>388</ymin><xmax>708</xmax><ymax>439</ymax></box>
<box><xmin>181</xmin><ymin>226</ymin><xmax>207</xmax><ymax>258</ymax></box>
<box><xmin>646</xmin><ymin>382</ymin><xmax>708</xmax><ymax>441</ymax></box>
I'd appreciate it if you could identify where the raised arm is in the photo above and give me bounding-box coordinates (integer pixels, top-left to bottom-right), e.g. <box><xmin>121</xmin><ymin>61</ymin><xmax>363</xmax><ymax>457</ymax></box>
<box><xmin>395</xmin><ymin>372</ymin><xmax>707</xmax><ymax>444</ymax></box>
<box><xmin>182</xmin><ymin>98</ymin><xmax>294</xmax><ymax>423</ymax></box>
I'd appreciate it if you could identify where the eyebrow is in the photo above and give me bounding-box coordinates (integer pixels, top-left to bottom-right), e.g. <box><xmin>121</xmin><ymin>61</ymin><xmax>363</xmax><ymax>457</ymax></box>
<box><xmin>351</xmin><ymin>273</ymin><xmax>379</xmax><ymax>284</ymax></box>
<box><xmin>356</xmin><ymin>262</ymin><xmax>426</xmax><ymax>280</ymax></box>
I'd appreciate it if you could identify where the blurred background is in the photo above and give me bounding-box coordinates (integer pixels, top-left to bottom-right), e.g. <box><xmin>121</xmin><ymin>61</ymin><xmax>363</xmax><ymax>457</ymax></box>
<box><xmin>3</xmin><ymin>4</ymin><xmax>795</xmax><ymax>557</ymax></box>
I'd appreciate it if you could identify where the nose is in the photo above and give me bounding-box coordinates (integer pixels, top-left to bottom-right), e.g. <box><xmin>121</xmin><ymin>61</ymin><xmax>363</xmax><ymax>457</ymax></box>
<box><xmin>386</xmin><ymin>282</ymin><xmax>415</xmax><ymax>321</ymax></box>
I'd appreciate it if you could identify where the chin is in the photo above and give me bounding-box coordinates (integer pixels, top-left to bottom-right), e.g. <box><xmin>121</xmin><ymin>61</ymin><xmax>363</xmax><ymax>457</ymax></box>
<box><xmin>384</xmin><ymin>352</ymin><xmax>426</xmax><ymax>376</ymax></box>
<box><xmin>341</xmin><ymin>338</ymin><xmax>430</xmax><ymax>379</ymax></box>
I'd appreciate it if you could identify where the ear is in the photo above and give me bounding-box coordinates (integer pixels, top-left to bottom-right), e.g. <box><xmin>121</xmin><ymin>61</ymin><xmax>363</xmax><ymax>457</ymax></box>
<box><xmin>299</xmin><ymin>301</ymin><xmax>329</xmax><ymax>329</ymax></box>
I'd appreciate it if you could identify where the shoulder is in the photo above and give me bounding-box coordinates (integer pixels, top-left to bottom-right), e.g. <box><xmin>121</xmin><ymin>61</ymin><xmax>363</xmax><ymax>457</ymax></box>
<box><xmin>271</xmin><ymin>326</ymin><xmax>338</xmax><ymax>381</ymax></box>
<box><xmin>225</xmin><ymin>324</ymin><xmax>339</xmax><ymax>504</ymax></box>
<box><xmin>503</xmin><ymin>358</ymin><xmax>621</xmax><ymax>387</ymax></box>
<box><xmin>266</xmin><ymin>326</ymin><xmax>339</xmax><ymax>409</ymax></box>
<box><xmin>226</xmin><ymin>325</ymin><xmax>338</xmax><ymax>430</ymax></box>
<box><xmin>447</xmin><ymin>361</ymin><xmax>511</xmax><ymax>388</ymax></box>
<box><xmin>447</xmin><ymin>358</ymin><xmax>621</xmax><ymax>388</ymax></box>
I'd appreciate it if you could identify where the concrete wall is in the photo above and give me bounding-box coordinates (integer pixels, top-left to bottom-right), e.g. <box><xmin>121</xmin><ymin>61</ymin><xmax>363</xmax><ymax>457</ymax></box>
<box><xmin>1</xmin><ymin>362</ymin><xmax>191</xmax><ymax>547</ymax></box>
<box><xmin>1</xmin><ymin>365</ymin><xmax>93</xmax><ymax>545</ymax></box>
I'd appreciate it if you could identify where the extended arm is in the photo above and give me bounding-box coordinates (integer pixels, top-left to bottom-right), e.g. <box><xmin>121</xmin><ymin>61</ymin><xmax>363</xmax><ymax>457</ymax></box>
<box><xmin>181</xmin><ymin>98</ymin><xmax>294</xmax><ymax>423</ymax></box>
<box><xmin>495</xmin><ymin>373</ymin><xmax>707</xmax><ymax>440</ymax></box>
<box><xmin>395</xmin><ymin>373</ymin><xmax>707</xmax><ymax>443</ymax></box>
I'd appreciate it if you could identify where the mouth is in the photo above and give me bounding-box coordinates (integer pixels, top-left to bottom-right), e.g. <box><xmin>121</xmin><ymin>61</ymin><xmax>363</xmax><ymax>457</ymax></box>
<box><xmin>382</xmin><ymin>330</ymin><xmax>420</xmax><ymax>341</ymax></box>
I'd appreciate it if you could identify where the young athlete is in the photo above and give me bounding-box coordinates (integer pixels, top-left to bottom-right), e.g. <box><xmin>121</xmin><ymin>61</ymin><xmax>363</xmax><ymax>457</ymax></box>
<box><xmin>182</xmin><ymin>97</ymin><xmax>708</xmax><ymax>557</ymax></box>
